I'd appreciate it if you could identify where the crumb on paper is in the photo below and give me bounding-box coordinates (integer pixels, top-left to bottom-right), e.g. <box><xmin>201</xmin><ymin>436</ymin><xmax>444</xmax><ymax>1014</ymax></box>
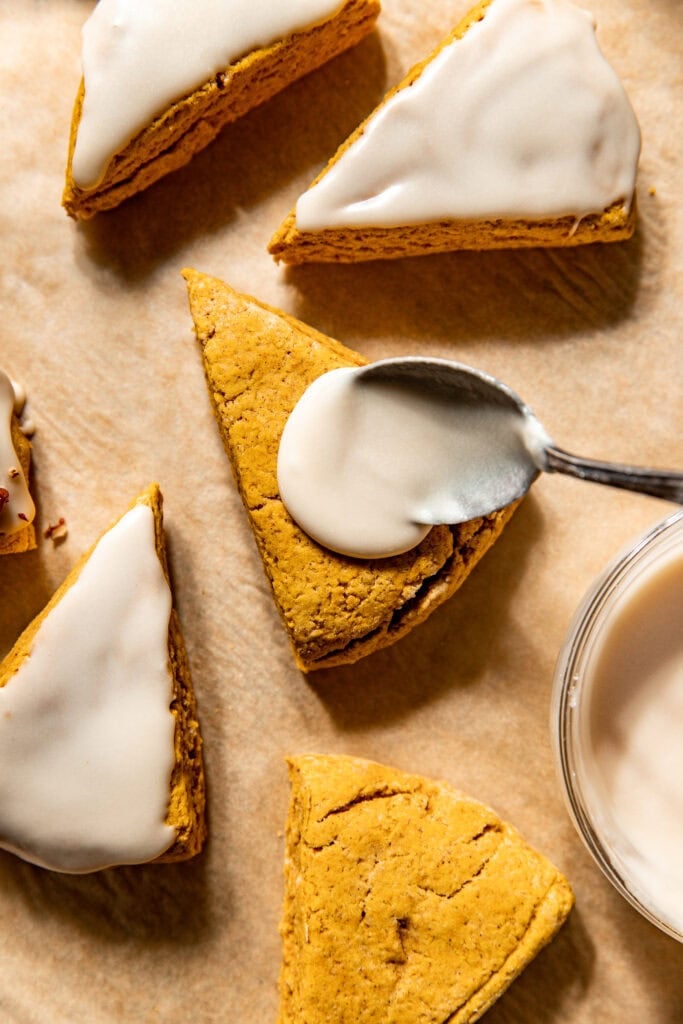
<box><xmin>44</xmin><ymin>517</ymin><xmax>68</xmax><ymax>543</ymax></box>
<box><xmin>648</xmin><ymin>186</ymin><xmax>656</xmax><ymax>196</ymax></box>
<box><xmin>8</xmin><ymin>466</ymin><xmax>19</xmax><ymax>479</ymax></box>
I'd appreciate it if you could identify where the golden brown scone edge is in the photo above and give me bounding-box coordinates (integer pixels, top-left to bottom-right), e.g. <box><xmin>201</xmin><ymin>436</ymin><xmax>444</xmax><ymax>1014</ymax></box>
<box><xmin>184</xmin><ymin>268</ymin><xmax>519</xmax><ymax>671</ymax></box>
<box><xmin>278</xmin><ymin>754</ymin><xmax>574</xmax><ymax>1024</ymax></box>
<box><xmin>0</xmin><ymin>416</ymin><xmax>36</xmax><ymax>556</ymax></box>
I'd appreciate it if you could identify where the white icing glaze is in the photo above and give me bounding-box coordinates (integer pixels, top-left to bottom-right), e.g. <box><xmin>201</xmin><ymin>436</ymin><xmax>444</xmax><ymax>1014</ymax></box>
<box><xmin>0</xmin><ymin>369</ymin><xmax>35</xmax><ymax>539</ymax></box>
<box><xmin>8</xmin><ymin>377</ymin><xmax>26</xmax><ymax>416</ymax></box>
<box><xmin>0</xmin><ymin>504</ymin><xmax>176</xmax><ymax>873</ymax></box>
<box><xmin>296</xmin><ymin>0</ymin><xmax>641</xmax><ymax>230</ymax></box>
<box><xmin>277</xmin><ymin>365</ymin><xmax>549</xmax><ymax>558</ymax></box>
<box><xmin>72</xmin><ymin>0</ymin><xmax>345</xmax><ymax>189</ymax></box>
<box><xmin>581</xmin><ymin>545</ymin><xmax>683</xmax><ymax>935</ymax></box>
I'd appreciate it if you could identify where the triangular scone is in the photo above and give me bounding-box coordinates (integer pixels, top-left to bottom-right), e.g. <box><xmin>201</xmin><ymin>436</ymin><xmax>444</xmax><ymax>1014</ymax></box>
<box><xmin>184</xmin><ymin>269</ymin><xmax>518</xmax><ymax>671</ymax></box>
<box><xmin>0</xmin><ymin>484</ymin><xmax>205</xmax><ymax>872</ymax></box>
<box><xmin>62</xmin><ymin>0</ymin><xmax>380</xmax><ymax>219</ymax></box>
<box><xmin>280</xmin><ymin>755</ymin><xmax>574</xmax><ymax>1024</ymax></box>
<box><xmin>269</xmin><ymin>0</ymin><xmax>640</xmax><ymax>264</ymax></box>
<box><xmin>0</xmin><ymin>415</ymin><xmax>36</xmax><ymax>556</ymax></box>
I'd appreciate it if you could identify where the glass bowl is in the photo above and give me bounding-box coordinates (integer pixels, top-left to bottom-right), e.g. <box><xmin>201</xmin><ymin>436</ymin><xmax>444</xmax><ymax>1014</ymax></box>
<box><xmin>551</xmin><ymin>509</ymin><xmax>683</xmax><ymax>943</ymax></box>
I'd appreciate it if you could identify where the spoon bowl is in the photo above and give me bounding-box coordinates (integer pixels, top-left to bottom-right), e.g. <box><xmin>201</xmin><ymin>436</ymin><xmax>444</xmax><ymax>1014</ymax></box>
<box><xmin>359</xmin><ymin>356</ymin><xmax>532</xmax><ymax>416</ymax></box>
<box><xmin>277</xmin><ymin>355</ymin><xmax>683</xmax><ymax>559</ymax></box>
<box><xmin>357</xmin><ymin>357</ymin><xmax>683</xmax><ymax>507</ymax></box>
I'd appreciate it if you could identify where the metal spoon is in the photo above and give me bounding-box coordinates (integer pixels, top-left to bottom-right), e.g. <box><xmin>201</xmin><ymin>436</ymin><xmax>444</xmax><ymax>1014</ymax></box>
<box><xmin>357</xmin><ymin>356</ymin><xmax>683</xmax><ymax>508</ymax></box>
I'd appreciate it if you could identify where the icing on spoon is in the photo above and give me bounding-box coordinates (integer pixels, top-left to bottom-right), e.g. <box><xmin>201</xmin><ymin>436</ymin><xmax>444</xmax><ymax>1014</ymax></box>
<box><xmin>278</xmin><ymin>357</ymin><xmax>683</xmax><ymax>558</ymax></box>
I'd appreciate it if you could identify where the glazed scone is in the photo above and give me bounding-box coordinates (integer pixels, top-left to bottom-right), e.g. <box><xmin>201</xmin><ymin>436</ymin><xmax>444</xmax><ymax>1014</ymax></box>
<box><xmin>279</xmin><ymin>755</ymin><xmax>574</xmax><ymax>1024</ymax></box>
<box><xmin>0</xmin><ymin>484</ymin><xmax>205</xmax><ymax>872</ymax></box>
<box><xmin>269</xmin><ymin>0</ymin><xmax>641</xmax><ymax>263</ymax></box>
<box><xmin>62</xmin><ymin>0</ymin><xmax>381</xmax><ymax>219</ymax></box>
<box><xmin>184</xmin><ymin>269</ymin><xmax>518</xmax><ymax>671</ymax></box>
<box><xmin>0</xmin><ymin>369</ymin><xmax>36</xmax><ymax>556</ymax></box>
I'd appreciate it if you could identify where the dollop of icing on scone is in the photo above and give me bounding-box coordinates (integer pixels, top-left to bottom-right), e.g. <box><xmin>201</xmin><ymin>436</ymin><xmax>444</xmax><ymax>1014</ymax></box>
<box><xmin>296</xmin><ymin>0</ymin><xmax>641</xmax><ymax>229</ymax></box>
<box><xmin>0</xmin><ymin>369</ymin><xmax>35</xmax><ymax>539</ymax></box>
<box><xmin>72</xmin><ymin>0</ymin><xmax>347</xmax><ymax>188</ymax></box>
<box><xmin>0</xmin><ymin>504</ymin><xmax>176</xmax><ymax>873</ymax></box>
<box><xmin>277</xmin><ymin>363</ymin><xmax>549</xmax><ymax>558</ymax></box>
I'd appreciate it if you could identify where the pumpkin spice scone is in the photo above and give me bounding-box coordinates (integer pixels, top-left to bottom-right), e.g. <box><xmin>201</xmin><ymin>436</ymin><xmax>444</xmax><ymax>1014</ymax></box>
<box><xmin>62</xmin><ymin>0</ymin><xmax>381</xmax><ymax>219</ymax></box>
<box><xmin>184</xmin><ymin>269</ymin><xmax>518</xmax><ymax>671</ymax></box>
<box><xmin>0</xmin><ymin>484</ymin><xmax>205</xmax><ymax>872</ymax></box>
<box><xmin>279</xmin><ymin>754</ymin><xmax>574</xmax><ymax>1024</ymax></box>
<box><xmin>269</xmin><ymin>0</ymin><xmax>641</xmax><ymax>263</ymax></box>
<box><xmin>0</xmin><ymin>368</ymin><xmax>36</xmax><ymax>556</ymax></box>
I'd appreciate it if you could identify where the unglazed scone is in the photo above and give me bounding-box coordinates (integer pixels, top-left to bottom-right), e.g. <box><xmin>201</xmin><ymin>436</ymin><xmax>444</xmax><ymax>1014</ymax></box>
<box><xmin>0</xmin><ymin>484</ymin><xmax>205</xmax><ymax>872</ymax></box>
<box><xmin>0</xmin><ymin>369</ymin><xmax>36</xmax><ymax>556</ymax></box>
<box><xmin>269</xmin><ymin>0</ymin><xmax>641</xmax><ymax>264</ymax></box>
<box><xmin>279</xmin><ymin>755</ymin><xmax>574</xmax><ymax>1024</ymax></box>
<box><xmin>62</xmin><ymin>0</ymin><xmax>381</xmax><ymax>219</ymax></box>
<box><xmin>184</xmin><ymin>269</ymin><xmax>518</xmax><ymax>671</ymax></box>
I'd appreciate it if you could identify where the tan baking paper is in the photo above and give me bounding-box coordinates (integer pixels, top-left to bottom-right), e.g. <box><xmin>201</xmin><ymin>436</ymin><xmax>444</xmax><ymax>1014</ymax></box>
<box><xmin>0</xmin><ymin>1</ymin><xmax>681</xmax><ymax>1021</ymax></box>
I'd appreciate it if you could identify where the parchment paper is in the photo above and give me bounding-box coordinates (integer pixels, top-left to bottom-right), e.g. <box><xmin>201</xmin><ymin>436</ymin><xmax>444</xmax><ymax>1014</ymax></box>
<box><xmin>1</xmin><ymin>1</ymin><xmax>682</xmax><ymax>1021</ymax></box>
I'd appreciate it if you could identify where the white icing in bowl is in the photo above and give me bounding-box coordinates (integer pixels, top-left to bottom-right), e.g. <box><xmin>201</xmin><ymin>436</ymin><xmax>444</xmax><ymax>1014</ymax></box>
<box><xmin>552</xmin><ymin>511</ymin><xmax>683</xmax><ymax>942</ymax></box>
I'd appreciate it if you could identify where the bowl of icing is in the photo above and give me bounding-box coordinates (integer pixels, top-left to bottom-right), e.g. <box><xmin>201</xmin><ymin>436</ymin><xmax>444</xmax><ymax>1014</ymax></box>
<box><xmin>551</xmin><ymin>510</ymin><xmax>683</xmax><ymax>942</ymax></box>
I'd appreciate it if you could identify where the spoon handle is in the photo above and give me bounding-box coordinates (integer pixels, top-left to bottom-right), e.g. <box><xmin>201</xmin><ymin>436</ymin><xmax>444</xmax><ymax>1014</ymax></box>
<box><xmin>544</xmin><ymin>446</ymin><xmax>683</xmax><ymax>503</ymax></box>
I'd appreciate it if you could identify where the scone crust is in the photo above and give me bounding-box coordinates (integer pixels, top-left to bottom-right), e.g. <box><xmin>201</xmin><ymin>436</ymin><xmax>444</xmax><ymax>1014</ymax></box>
<box><xmin>184</xmin><ymin>269</ymin><xmax>518</xmax><ymax>671</ymax></box>
<box><xmin>268</xmin><ymin>0</ymin><xmax>636</xmax><ymax>263</ymax></box>
<box><xmin>0</xmin><ymin>484</ymin><xmax>206</xmax><ymax>864</ymax></box>
<box><xmin>146</xmin><ymin>484</ymin><xmax>206</xmax><ymax>862</ymax></box>
<box><xmin>0</xmin><ymin>416</ymin><xmax>36</xmax><ymax>556</ymax></box>
<box><xmin>279</xmin><ymin>754</ymin><xmax>574</xmax><ymax>1024</ymax></box>
<box><xmin>62</xmin><ymin>0</ymin><xmax>381</xmax><ymax>219</ymax></box>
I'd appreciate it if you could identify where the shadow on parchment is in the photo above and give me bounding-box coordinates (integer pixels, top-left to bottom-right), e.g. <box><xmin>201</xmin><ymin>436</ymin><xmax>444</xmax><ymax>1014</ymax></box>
<box><xmin>0</xmin><ymin>547</ymin><xmax>54</xmax><ymax>661</ymax></box>
<box><xmin>285</xmin><ymin>224</ymin><xmax>647</xmax><ymax>351</ymax></box>
<box><xmin>600</xmin><ymin>862</ymin><xmax>683</xmax><ymax>1023</ymax></box>
<box><xmin>0</xmin><ymin>459</ymin><xmax>60</xmax><ymax>658</ymax></box>
<box><xmin>484</xmin><ymin>905</ymin><xmax>595</xmax><ymax>1024</ymax></box>
<box><xmin>307</xmin><ymin>495</ymin><xmax>544</xmax><ymax>732</ymax></box>
<box><xmin>73</xmin><ymin>31</ymin><xmax>388</xmax><ymax>285</ymax></box>
<box><xmin>0</xmin><ymin>849</ymin><xmax>211</xmax><ymax>948</ymax></box>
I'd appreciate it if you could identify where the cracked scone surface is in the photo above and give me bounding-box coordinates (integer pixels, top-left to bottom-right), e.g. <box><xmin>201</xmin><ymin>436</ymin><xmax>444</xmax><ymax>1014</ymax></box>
<box><xmin>184</xmin><ymin>269</ymin><xmax>517</xmax><ymax>671</ymax></box>
<box><xmin>279</xmin><ymin>755</ymin><xmax>573</xmax><ymax>1024</ymax></box>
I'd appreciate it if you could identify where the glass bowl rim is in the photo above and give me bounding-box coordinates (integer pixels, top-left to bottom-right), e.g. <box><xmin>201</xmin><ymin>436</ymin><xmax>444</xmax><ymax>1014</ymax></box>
<box><xmin>550</xmin><ymin>508</ymin><xmax>683</xmax><ymax>943</ymax></box>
